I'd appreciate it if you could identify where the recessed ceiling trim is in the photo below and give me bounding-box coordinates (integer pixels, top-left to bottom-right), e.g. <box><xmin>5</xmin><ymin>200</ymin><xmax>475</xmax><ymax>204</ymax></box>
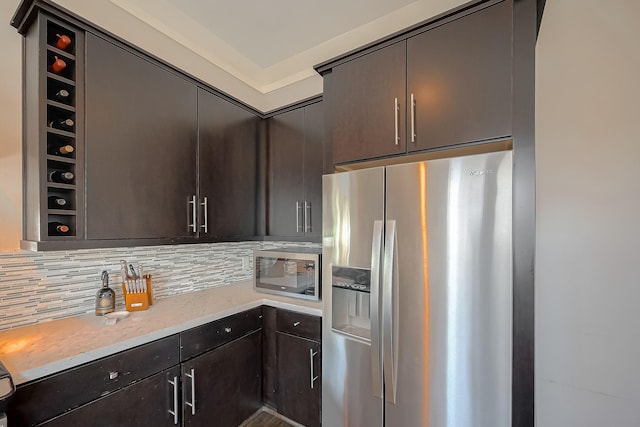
<box><xmin>108</xmin><ymin>0</ymin><xmax>468</xmax><ymax>95</ymax></box>
<box><xmin>109</xmin><ymin>0</ymin><xmax>266</xmax><ymax>90</ymax></box>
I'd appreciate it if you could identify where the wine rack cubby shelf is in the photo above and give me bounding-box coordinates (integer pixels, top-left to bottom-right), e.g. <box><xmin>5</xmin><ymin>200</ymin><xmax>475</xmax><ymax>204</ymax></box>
<box><xmin>45</xmin><ymin>18</ymin><xmax>78</xmax><ymax>238</ymax></box>
<box><xmin>23</xmin><ymin>13</ymin><xmax>85</xmax><ymax>244</ymax></box>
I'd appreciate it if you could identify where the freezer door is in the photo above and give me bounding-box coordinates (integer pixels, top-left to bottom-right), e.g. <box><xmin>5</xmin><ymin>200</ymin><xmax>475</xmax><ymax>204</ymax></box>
<box><xmin>384</xmin><ymin>151</ymin><xmax>512</xmax><ymax>427</ymax></box>
<box><xmin>322</xmin><ymin>167</ymin><xmax>385</xmax><ymax>427</ymax></box>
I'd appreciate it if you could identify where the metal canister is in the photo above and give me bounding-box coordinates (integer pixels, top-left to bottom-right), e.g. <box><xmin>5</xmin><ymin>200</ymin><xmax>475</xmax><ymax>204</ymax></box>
<box><xmin>95</xmin><ymin>270</ymin><xmax>115</xmax><ymax>316</ymax></box>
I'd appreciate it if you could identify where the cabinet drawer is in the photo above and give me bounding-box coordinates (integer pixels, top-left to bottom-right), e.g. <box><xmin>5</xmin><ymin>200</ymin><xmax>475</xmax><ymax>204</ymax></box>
<box><xmin>40</xmin><ymin>366</ymin><xmax>180</xmax><ymax>427</ymax></box>
<box><xmin>276</xmin><ymin>309</ymin><xmax>321</xmax><ymax>341</ymax></box>
<box><xmin>7</xmin><ymin>334</ymin><xmax>180</xmax><ymax>426</ymax></box>
<box><xmin>180</xmin><ymin>306</ymin><xmax>263</xmax><ymax>361</ymax></box>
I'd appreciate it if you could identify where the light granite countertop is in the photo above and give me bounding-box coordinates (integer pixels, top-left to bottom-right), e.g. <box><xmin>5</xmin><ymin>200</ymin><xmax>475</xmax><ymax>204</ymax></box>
<box><xmin>0</xmin><ymin>280</ymin><xmax>322</xmax><ymax>386</ymax></box>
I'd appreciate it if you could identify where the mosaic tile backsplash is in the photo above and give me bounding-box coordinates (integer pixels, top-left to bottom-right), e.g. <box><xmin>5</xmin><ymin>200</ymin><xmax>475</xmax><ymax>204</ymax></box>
<box><xmin>0</xmin><ymin>241</ymin><xmax>320</xmax><ymax>330</ymax></box>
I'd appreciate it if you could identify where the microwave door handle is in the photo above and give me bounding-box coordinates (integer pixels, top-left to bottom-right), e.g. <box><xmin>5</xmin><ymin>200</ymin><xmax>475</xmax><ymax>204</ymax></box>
<box><xmin>370</xmin><ymin>220</ymin><xmax>384</xmax><ymax>398</ymax></box>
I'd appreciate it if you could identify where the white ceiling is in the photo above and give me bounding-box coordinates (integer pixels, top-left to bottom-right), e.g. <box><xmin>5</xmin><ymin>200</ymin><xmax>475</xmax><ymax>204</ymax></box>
<box><xmin>165</xmin><ymin>0</ymin><xmax>417</xmax><ymax>69</ymax></box>
<box><xmin>54</xmin><ymin>0</ymin><xmax>468</xmax><ymax>111</ymax></box>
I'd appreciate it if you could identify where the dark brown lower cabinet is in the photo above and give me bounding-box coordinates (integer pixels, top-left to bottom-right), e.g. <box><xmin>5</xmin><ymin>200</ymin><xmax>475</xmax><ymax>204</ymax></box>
<box><xmin>276</xmin><ymin>332</ymin><xmax>321</xmax><ymax>427</ymax></box>
<box><xmin>41</xmin><ymin>366</ymin><xmax>180</xmax><ymax>427</ymax></box>
<box><xmin>7</xmin><ymin>335</ymin><xmax>180</xmax><ymax>426</ymax></box>
<box><xmin>7</xmin><ymin>308</ymin><xmax>319</xmax><ymax>427</ymax></box>
<box><xmin>262</xmin><ymin>305</ymin><xmax>278</xmax><ymax>408</ymax></box>
<box><xmin>263</xmin><ymin>307</ymin><xmax>323</xmax><ymax>426</ymax></box>
<box><xmin>181</xmin><ymin>330</ymin><xmax>262</xmax><ymax>427</ymax></box>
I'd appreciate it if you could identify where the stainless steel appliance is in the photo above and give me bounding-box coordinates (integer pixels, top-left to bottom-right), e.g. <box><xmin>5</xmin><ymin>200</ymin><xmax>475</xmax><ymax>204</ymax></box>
<box><xmin>0</xmin><ymin>359</ymin><xmax>15</xmax><ymax>427</ymax></box>
<box><xmin>254</xmin><ymin>248</ymin><xmax>321</xmax><ymax>301</ymax></box>
<box><xmin>322</xmin><ymin>151</ymin><xmax>512</xmax><ymax>427</ymax></box>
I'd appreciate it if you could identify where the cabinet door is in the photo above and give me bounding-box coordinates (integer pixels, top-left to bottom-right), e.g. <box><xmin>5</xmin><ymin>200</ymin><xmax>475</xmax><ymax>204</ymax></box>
<box><xmin>198</xmin><ymin>88</ymin><xmax>259</xmax><ymax>239</ymax></box>
<box><xmin>262</xmin><ymin>306</ymin><xmax>277</xmax><ymax>408</ymax></box>
<box><xmin>277</xmin><ymin>332</ymin><xmax>321</xmax><ymax>427</ymax></box>
<box><xmin>85</xmin><ymin>33</ymin><xmax>197</xmax><ymax>240</ymax></box>
<box><xmin>268</xmin><ymin>108</ymin><xmax>305</xmax><ymax>237</ymax></box>
<box><xmin>407</xmin><ymin>1</ymin><xmax>512</xmax><ymax>152</ymax></box>
<box><xmin>41</xmin><ymin>366</ymin><xmax>180</xmax><ymax>427</ymax></box>
<box><xmin>324</xmin><ymin>41</ymin><xmax>406</xmax><ymax>164</ymax></box>
<box><xmin>182</xmin><ymin>330</ymin><xmax>262</xmax><ymax>427</ymax></box>
<box><xmin>303</xmin><ymin>102</ymin><xmax>324</xmax><ymax>238</ymax></box>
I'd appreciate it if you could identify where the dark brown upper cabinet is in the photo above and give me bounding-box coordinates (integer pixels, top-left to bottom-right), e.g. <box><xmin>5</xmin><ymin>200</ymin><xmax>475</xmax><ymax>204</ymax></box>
<box><xmin>321</xmin><ymin>0</ymin><xmax>512</xmax><ymax>166</ymax></box>
<box><xmin>303</xmin><ymin>102</ymin><xmax>325</xmax><ymax>238</ymax></box>
<box><xmin>267</xmin><ymin>101</ymin><xmax>324</xmax><ymax>240</ymax></box>
<box><xmin>406</xmin><ymin>0</ymin><xmax>512</xmax><ymax>152</ymax></box>
<box><xmin>197</xmin><ymin>88</ymin><xmax>260</xmax><ymax>240</ymax></box>
<box><xmin>324</xmin><ymin>42</ymin><xmax>406</xmax><ymax>165</ymax></box>
<box><xmin>86</xmin><ymin>38</ymin><xmax>264</xmax><ymax>243</ymax></box>
<box><xmin>17</xmin><ymin>3</ymin><xmax>265</xmax><ymax>249</ymax></box>
<box><xmin>84</xmin><ymin>33</ymin><xmax>198</xmax><ymax>241</ymax></box>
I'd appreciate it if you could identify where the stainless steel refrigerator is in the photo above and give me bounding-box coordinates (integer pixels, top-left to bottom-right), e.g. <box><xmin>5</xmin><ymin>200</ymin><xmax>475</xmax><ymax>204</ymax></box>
<box><xmin>322</xmin><ymin>151</ymin><xmax>512</xmax><ymax>427</ymax></box>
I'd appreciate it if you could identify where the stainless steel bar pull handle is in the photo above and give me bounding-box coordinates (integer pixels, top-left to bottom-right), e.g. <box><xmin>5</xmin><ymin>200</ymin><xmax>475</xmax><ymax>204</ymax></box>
<box><xmin>310</xmin><ymin>348</ymin><xmax>319</xmax><ymax>389</ymax></box>
<box><xmin>410</xmin><ymin>93</ymin><xmax>416</xmax><ymax>143</ymax></box>
<box><xmin>370</xmin><ymin>220</ymin><xmax>384</xmax><ymax>398</ymax></box>
<box><xmin>296</xmin><ymin>202</ymin><xmax>303</xmax><ymax>233</ymax></box>
<box><xmin>185</xmin><ymin>368</ymin><xmax>196</xmax><ymax>415</ymax></box>
<box><xmin>304</xmin><ymin>201</ymin><xmax>312</xmax><ymax>232</ymax></box>
<box><xmin>394</xmin><ymin>98</ymin><xmax>400</xmax><ymax>146</ymax></box>
<box><xmin>200</xmin><ymin>197</ymin><xmax>208</xmax><ymax>233</ymax></box>
<box><xmin>188</xmin><ymin>195</ymin><xmax>197</xmax><ymax>233</ymax></box>
<box><xmin>168</xmin><ymin>376</ymin><xmax>179</xmax><ymax>425</ymax></box>
<box><xmin>383</xmin><ymin>220</ymin><xmax>399</xmax><ymax>403</ymax></box>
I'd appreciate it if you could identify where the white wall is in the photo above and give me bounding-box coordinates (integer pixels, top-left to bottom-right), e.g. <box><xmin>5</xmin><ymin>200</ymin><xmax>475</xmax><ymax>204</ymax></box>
<box><xmin>536</xmin><ymin>0</ymin><xmax>640</xmax><ymax>425</ymax></box>
<box><xmin>0</xmin><ymin>1</ymin><xmax>23</xmax><ymax>251</ymax></box>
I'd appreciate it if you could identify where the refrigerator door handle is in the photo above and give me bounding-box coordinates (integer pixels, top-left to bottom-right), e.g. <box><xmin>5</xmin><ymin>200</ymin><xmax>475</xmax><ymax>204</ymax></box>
<box><xmin>370</xmin><ymin>220</ymin><xmax>384</xmax><ymax>398</ymax></box>
<box><xmin>383</xmin><ymin>220</ymin><xmax>399</xmax><ymax>403</ymax></box>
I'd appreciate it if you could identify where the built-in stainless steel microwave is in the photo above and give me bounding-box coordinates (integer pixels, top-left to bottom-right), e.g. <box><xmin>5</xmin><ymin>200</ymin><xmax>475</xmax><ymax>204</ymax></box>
<box><xmin>254</xmin><ymin>248</ymin><xmax>321</xmax><ymax>301</ymax></box>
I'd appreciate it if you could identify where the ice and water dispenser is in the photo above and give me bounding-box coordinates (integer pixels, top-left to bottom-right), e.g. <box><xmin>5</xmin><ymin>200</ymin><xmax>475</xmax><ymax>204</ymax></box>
<box><xmin>331</xmin><ymin>265</ymin><xmax>372</xmax><ymax>341</ymax></box>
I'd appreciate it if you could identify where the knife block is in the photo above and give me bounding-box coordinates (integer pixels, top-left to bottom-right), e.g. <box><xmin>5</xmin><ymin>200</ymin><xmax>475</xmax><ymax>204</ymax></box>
<box><xmin>122</xmin><ymin>276</ymin><xmax>153</xmax><ymax>312</ymax></box>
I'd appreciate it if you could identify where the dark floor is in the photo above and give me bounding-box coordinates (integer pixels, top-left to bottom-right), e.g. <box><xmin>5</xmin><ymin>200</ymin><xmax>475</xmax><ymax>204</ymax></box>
<box><xmin>242</xmin><ymin>410</ymin><xmax>297</xmax><ymax>427</ymax></box>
